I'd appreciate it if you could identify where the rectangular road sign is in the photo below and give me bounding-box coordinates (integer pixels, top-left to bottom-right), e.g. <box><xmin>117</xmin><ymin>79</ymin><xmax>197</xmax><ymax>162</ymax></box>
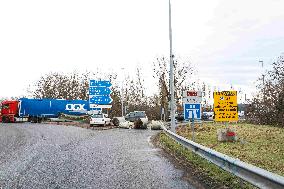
<box><xmin>89</xmin><ymin>95</ymin><xmax>113</xmax><ymax>104</ymax></box>
<box><xmin>89</xmin><ymin>87</ymin><xmax>112</xmax><ymax>96</ymax></box>
<box><xmin>183</xmin><ymin>90</ymin><xmax>202</xmax><ymax>104</ymax></box>
<box><xmin>90</xmin><ymin>80</ymin><xmax>112</xmax><ymax>87</ymax></box>
<box><xmin>213</xmin><ymin>91</ymin><xmax>238</xmax><ymax>121</ymax></box>
<box><xmin>184</xmin><ymin>103</ymin><xmax>201</xmax><ymax>120</ymax></box>
<box><xmin>89</xmin><ymin>80</ymin><xmax>112</xmax><ymax>108</ymax></box>
<box><xmin>90</xmin><ymin>104</ymin><xmax>112</xmax><ymax>109</ymax></box>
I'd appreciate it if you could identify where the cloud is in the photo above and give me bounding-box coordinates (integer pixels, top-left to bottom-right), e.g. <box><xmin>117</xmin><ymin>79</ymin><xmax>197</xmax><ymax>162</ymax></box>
<box><xmin>0</xmin><ymin>0</ymin><xmax>284</xmax><ymax>99</ymax></box>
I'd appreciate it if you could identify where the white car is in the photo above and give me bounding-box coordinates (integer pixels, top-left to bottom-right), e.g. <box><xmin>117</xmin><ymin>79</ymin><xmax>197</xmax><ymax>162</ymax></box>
<box><xmin>90</xmin><ymin>114</ymin><xmax>111</xmax><ymax>126</ymax></box>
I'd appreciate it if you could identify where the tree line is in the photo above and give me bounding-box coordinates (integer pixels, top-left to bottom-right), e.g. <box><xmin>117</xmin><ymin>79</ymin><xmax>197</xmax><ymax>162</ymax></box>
<box><xmin>28</xmin><ymin>57</ymin><xmax>198</xmax><ymax>120</ymax></box>
<box><xmin>27</xmin><ymin>54</ymin><xmax>283</xmax><ymax>126</ymax></box>
<box><xmin>246</xmin><ymin>54</ymin><xmax>284</xmax><ymax>127</ymax></box>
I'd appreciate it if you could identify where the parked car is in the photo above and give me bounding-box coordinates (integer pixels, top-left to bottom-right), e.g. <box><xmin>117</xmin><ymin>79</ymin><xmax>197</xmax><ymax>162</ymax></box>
<box><xmin>201</xmin><ymin>112</ymin><xmax>210</xmax><ymax>120</ymax></box>
<box><xmin>90</xmin><ymin>114</ymin><xmax>111</xmax><ymax>126</ymax></box>
<box><xmin>168</xmin><ymin>113</ymin><xmax>184</xmax><ymax>122</ymax></box>
<box><xmin>125</xmin><ymin>111</ymin><xmax>148</xmax><ymax>122</ymax></box>
<box><xmin>202</xmin><ymin>111</ymin><xmax>214</xmax><ymax>120</ymax></box>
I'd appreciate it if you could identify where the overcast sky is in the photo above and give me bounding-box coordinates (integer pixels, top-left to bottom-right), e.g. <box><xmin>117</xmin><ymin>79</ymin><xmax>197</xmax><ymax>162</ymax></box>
<box><xmin>1</xmin><ymin>0</ymin><xmax>284</xmax><ymax>101</ymax></box>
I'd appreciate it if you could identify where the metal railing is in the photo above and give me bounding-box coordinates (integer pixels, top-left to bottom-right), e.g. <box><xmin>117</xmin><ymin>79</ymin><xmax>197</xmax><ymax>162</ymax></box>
<box><xmin>162</xmin><ymin>126</ymin><xmax>284</xmax><ymax>189</ymax></box>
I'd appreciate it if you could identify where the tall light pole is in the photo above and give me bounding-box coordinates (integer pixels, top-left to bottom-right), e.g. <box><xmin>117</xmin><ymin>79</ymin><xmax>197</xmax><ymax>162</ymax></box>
<box><xmin>259</xmin><ymin>60</ymin><xmax>266</xmax><ymax>102</ymax></box>
<box><xmin>259</xmin><ymin>60</ymin><xmax>265</xmax><ymax>85</ymax></box>
<box><xmin>121</xmin><ymin>68</ymin><xmax>125</xmax><ymax>117</ymax></box>
<box><xmin>169</xmin><ymin>0</ymin><xmax>175</xmax><ymax>131</ymax></box>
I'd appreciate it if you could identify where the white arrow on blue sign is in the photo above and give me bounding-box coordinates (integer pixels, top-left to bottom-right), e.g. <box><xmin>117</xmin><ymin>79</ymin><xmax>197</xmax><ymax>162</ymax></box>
<box><xmin>90</xmin><ymin>80</ymin><xmax>112</xmax><ymax>87</ymax></box>
<box><xmin>89</xmin><ymin>80</ymin><xmax>113</xmax><ymax>107</ymax></box>
<box><xmin>89</xmin><ymin>87</ymin><xmax>112</xmax><ymax>96</ymax></box>
<box><xmin>89</xmin><ymin>95</ymin><xmax>113</xmax><ymax>105</ymax></box>
<box><xmin>184</xmin><ymin>103</ymin><xmax>201</xmax><ymax>120</ymax></box>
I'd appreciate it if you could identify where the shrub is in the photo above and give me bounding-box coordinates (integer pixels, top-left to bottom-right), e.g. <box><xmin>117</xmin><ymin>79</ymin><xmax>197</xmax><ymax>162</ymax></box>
<box><xmin>133</xmin><ymin>118</ymin><xmax>147</xmax><ymax>129</ymax></box>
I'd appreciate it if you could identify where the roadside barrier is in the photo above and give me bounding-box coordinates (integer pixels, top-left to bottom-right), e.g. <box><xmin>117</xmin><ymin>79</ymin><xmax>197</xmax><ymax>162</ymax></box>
<box><xmin>162</xmin><ymin>126</ymin><xmax>284</xmax><ymax>189</ymax></box>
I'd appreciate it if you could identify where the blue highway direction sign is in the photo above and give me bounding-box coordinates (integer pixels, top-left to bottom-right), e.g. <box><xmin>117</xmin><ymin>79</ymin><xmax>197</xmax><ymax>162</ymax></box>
<box><xmin>89</xmin><ymin>80</ymin><xmax>113</xmax><ymax>107</ymax></box>
<box><xmin>184</xmin><ymin>103</ymin><xmax>201</xmax><ymax>120</ymax></box>
<box><xmin>89</xmin><ymin>95</ymin><xmax>113</xmax><ymax>105</ymax></box>
<box><xmin>89</xmin><ymin>87</ymin><xmax>112</xmax><ymax>96</ymax></box>
<box><xmin>90</xmin><ymin>80</ymin><xmax>112</xmax><ymax>87</ymax></box>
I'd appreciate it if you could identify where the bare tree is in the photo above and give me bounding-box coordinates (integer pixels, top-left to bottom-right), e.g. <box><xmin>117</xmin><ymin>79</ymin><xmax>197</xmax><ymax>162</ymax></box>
<box><xmin>153</xmin><ymin>57</ymin><xmax>194</xmax><ymax>116</ymax></box>
<box><xmin>32</xmin><ymin>72</ymin><xmax>85</xmax><ymax>100</ymax></box>
<box><xmin>246</xmin><ymin>54</ymin><xmax>284</xmax><ymax>127</ymax></box>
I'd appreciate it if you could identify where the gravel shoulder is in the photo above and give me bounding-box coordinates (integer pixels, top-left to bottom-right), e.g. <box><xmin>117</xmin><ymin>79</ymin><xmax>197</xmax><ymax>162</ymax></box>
<box><xmin>0</xmin><ymin>123</ymin><xmax>198</xmax><ymax>189</ymax></box>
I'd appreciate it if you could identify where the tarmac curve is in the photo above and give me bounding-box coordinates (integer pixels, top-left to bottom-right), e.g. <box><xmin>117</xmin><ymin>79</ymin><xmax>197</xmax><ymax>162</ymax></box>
<box><xmin>0</xmin><ymin>123</ymin><xmax>200</xmax><ymax>189</ymax></box>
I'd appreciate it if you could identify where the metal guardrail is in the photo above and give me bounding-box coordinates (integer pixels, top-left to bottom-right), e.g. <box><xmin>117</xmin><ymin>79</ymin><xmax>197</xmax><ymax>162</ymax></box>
<box><xmin>162</xmin><ymin>126</ymin><xmax>284</xmax><ymax>189</ymax></box>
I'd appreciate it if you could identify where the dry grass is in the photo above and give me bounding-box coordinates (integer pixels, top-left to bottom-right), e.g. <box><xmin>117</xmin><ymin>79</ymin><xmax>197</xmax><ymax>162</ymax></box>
<box><xmin>158</xmin><ymin>133</ymin><xmax>256</xmax><ymax>188</ymax></box>
<box><xmin>176</xmin><ymin>122</ymin><xmax>284</xmax><ymax>176</ymax></box>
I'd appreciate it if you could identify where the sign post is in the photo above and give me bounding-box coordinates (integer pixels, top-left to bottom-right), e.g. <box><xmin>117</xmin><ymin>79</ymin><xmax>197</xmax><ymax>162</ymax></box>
<box><xmin>191</xmin><ymin>114</ymin><xmax>195</xmax><ymax>141</ymax></box>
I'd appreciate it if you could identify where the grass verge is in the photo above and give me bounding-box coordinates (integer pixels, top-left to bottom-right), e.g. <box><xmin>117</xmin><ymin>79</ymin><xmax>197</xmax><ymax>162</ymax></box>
<box><xmin>176</xmin><ymin>123</ymin><xmax>284</xmax><ymax>176</ymax></box>
<box><xmin>157</xmin><ymin>132</ymin><xmax>256</xmax><ymax>189</ymax></box>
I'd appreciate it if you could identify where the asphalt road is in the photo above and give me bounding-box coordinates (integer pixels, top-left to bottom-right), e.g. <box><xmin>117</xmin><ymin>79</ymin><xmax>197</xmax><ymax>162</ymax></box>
<box><xmin>0</xmin><ymin>123</ymin><xmax>197</xmax><ymax>189</ymax></box>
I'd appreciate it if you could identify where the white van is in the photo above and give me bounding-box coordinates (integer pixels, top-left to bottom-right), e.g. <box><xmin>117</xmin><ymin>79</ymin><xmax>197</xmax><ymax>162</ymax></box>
<box><xmin>90</xmin><ymin>114</ymin><xmax>111</xmax><ymax>126</ymax></box>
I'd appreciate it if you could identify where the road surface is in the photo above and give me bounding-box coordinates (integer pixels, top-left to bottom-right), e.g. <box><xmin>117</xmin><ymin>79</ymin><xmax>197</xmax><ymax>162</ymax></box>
<box><xmin>0</xmin><ymin>123</ymin><xmax>197</xmax><ymax>189</ymax></box>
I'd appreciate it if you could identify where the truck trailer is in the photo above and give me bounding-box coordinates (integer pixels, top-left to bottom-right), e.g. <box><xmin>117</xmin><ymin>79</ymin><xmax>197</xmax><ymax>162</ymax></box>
<box><xmin>0</xmin><ymin>98</ymin><xmax>90</xmax><ymax>123</ymax></box>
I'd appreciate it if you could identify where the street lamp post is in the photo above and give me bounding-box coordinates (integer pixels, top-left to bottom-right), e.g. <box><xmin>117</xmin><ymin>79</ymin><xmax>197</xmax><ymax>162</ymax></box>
<box><xmin>121</xmin><ymin>68</ymin><xmax>125</xmax><ymax>117</ymax></box>
<box><xmin>169</xmin><ymin>0</ymin><xmax>175</xmax><ymax>131</ymax></box>
<box><xmin>259</xmin><ymin>60</ymin><xmax>266</xmax><ymax>102</ymax></box>
<box><xmin>259</xmin><ymin>60</ymin><xmax>265</xmax><ymax>85</ymax></box>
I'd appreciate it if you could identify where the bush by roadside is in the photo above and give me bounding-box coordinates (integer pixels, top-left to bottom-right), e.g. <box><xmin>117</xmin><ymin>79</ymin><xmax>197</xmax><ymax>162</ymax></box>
<box><xmin>59</xmin><ymin>113</ymin><xmax>89</xmax><ymax>123</ymax></box>
<box><xmin>133</xmin><ymin>118</ymin><xmax>147</xmax><ymax>129</ymax></box>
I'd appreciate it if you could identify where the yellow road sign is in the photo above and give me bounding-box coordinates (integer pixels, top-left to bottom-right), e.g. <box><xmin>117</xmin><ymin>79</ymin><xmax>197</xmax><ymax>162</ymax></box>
<box><xmin>213</xmin><ymin>91</ymin><xmax>238</xmax><ymax>121</ymax></box>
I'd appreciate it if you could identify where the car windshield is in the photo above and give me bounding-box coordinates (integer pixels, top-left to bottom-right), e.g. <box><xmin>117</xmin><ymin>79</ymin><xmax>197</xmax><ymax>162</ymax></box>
<box><xmin>92</xmin><ymin>114</ymin><xmax>103</xmax><ymax>118</ymax></box>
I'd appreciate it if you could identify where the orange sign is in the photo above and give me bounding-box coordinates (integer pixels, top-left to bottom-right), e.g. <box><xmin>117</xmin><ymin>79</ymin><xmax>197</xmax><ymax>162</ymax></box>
<box><xmin>214</xmin><ymin>91</ymin><xmax>238</xmax><ymax>121</ymax></box>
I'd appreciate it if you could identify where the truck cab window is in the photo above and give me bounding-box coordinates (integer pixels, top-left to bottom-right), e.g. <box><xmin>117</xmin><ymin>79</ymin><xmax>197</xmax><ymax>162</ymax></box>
<box><xmin>3</xmin><ymin>104</ymin><xmax>9</xmax><ymax>109</ymax></box>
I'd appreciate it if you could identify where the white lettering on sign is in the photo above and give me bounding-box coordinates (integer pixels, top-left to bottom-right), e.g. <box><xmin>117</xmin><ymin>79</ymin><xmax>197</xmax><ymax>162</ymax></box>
<box><xmin>187</xmin><ymin>91</ymin><xmax>197</xmax><ymax>96</ymax></box>
<box><xmin>182</xmin><ymin>90</ymin><xmax>202</xmax><ymax>104</ymax></box>
<box><xmin>189</xmin><ymin>104</ymin><xmax>196</xmax><ymax>109</ymax></box>
<box><xmin>65</xmin><ymin>104</ymin><xmax>86</xmax><ymax>111</ymax></box>
<box><xmin>186</xmin><ymin>109</ymin><xmax>198</xmax><ymax>118</ymax></box>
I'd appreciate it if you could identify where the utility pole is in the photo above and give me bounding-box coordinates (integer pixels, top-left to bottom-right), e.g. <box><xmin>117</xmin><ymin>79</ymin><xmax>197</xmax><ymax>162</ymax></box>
<box><xmin>121</xmin><ymin>68</ymin><xmax>125</xmax><ymax>117</ymax></box>
<box><xmin>259</xmin><ymin>60</ymin><xmax>265</xmax><ymax>85</ymax></box>
<box><xmin>169</xmin><ymin>0</ymin><xmax>175</xmax><ymax>131</ymax></box>
<box><xmin>259</xmin><ymin>60</ymin><xmax>266</xmax><ymax>102</ymax></box>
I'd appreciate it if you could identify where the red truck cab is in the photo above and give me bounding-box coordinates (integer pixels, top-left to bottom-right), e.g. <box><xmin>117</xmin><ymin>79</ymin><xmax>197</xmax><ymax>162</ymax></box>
<box><xmin>0</xmin><ymin>100</ymin><xmax>19</xmax><ymax>123</ymax></box>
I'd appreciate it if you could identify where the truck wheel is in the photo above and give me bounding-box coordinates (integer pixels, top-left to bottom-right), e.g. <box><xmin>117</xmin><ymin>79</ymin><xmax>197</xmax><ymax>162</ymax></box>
<box><xmin>31</xmin><ymin>117</ymin><xmax>37</xmax><ymax>123</ymax></box>
<box><xmin>38</xmin><ymin>118</ymin><xmax>42</xmax><ymax>123</ymax></box>
<box><xmin>2</xmin><ymin>117</ymin><xmax>6</xmax><ymax>123</ymax></box>
<box><xmin>5</xmin><ymin>117</ymin><xmax>10</xmax><ymax>123</ymax></box>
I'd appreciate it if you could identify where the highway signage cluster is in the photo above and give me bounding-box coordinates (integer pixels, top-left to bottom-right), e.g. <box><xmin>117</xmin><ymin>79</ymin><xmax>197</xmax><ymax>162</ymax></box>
<box><xmin>183</xmin><ymin>90</ymin><xmax>202</xmax><ymax>120</ymax></box>
<box><xmin>182</xmin><ymin>91</ymin><xmax>202</xmax><ymax>104</ymax></box>
<box><xmin>89</xmin><ymin>80</ymin><xmax>112</xmax><ymax>109</ymax></box>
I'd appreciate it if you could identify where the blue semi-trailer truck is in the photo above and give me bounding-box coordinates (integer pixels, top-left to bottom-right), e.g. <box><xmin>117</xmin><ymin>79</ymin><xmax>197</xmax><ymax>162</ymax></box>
<box><xmin>1</xmin><ymin>98</ymin><xmax>90</xmax><ymax>123</ymax></box>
